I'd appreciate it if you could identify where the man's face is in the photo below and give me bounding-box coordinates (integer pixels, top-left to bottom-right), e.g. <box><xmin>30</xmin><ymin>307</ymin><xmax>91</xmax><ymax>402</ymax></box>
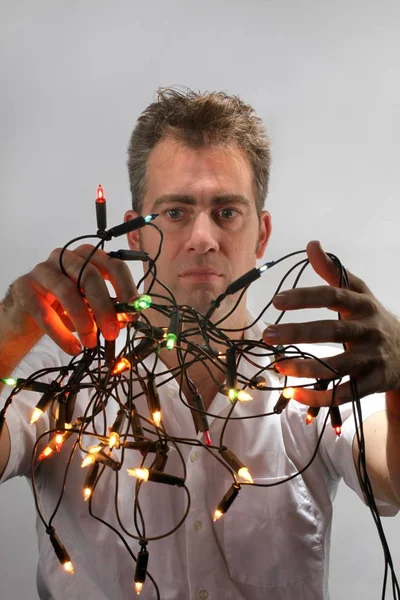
<box><xmin>126</xmin><ymin>137</ymin><xmax>271</xmax><ymax>317</ymax></box>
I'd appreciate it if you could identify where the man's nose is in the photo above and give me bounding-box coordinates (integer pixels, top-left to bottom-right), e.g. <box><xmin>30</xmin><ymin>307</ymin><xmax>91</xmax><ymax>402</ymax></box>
<box><xmin>184</xmin><ymin>212</ymin><xmax>219</xmax><ymax>254</ymax></box>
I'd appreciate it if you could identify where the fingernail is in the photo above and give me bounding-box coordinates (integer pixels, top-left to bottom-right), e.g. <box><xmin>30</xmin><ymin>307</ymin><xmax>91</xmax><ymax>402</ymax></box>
<box><xmin>264</xmin><ymin>326</ymin><xmax>278</xmax><ymax>341</ymax></box>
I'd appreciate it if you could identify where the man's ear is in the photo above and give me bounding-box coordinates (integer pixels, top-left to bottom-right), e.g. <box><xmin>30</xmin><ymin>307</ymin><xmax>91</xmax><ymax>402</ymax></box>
<box><xmin>256</xmin><ymin>210</ymin><xmax>272</xmax><ymax>259</ymax></box>
<box><xmin>124</xmin><ymin>210</ymin><xmax>141</xmax><ymax>250</ymax></box>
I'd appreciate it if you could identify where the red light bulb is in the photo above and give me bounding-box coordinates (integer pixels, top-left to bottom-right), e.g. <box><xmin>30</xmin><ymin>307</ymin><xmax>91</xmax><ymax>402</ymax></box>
<box><xmin>96</xmin><ymin>184</ymin><xmax>105</xmax><ymax>203</ymax></box>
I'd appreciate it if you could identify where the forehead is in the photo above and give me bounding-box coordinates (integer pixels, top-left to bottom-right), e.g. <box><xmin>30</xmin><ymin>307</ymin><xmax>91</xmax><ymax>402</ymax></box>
<box><xmin>144</xmin><ymin>137</ymin><xmax>255</xmax><ymax>204</ymax></box>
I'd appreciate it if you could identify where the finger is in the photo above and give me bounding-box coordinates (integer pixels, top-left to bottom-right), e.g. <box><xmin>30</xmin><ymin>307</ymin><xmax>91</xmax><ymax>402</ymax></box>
<box><xmin>73</xmin><ymin>245</ymin><xmax>138</xmax><ymax>302</ymax></box>
<box><xmin>53</xmin><ymin>301</ymin><xmax>76</xmax><ymax>332</ymax></box>
<box><xmin>307</xmin><ymin>240</ymin><xmax>371</xmax><ymax>294</ymax></box>
<box><xmin>47</xmin><ymin>248</ymin><xmax>120</xmax><ymax>341</ymax></box>
<box><xmin>272</xmin><ymin>285</ymin><xmax>373</xmax><ymax>316</ymax></box>
<box><xmin>306</xmin><ymin>240</ymin><xmax>341</xmax><ymax>287</ymax></box>
<box><xmin>27</xmin><ymin>265</ymin><xmax>98</xmax><ymax>347</ymax></box>
<box><xmin>263</xmin><ymin>318</ymin><xmax>373</xmax><ymax>345</ymax></box>
<box><xmin>275</xmin><ymin>351</ymin><xmax>374</xmax><ymax>379</ymax></box>
<box><xmin>292</xmin><ymin>371</ymin><xmax>380</xmax><ymax>407</ymax></box>
<box><xmin>13</xmin><ymin>278</ymin><xmax>83</xmax><ymax>355</ymax></box>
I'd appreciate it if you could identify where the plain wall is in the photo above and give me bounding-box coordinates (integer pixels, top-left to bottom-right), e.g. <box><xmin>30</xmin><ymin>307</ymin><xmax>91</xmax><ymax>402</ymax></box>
<box><xmin>1</xmin><ymin>1</ymin><xmax>399</xmax><ymax>598</ymax></box>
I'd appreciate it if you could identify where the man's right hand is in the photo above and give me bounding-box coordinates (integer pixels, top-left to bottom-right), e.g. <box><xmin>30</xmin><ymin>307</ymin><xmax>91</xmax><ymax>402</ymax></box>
<box><xmin>2</xmin><ymin>244</ymin><xmax>138</xmax><ymax>356</ymax></box>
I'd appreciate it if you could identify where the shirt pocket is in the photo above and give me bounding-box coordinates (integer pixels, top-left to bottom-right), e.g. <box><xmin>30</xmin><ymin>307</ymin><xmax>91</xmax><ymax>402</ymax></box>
<box><xmin>220</xmin><ymin>474</ymin><xmax>324</xmax><ymax>588</ymax></box>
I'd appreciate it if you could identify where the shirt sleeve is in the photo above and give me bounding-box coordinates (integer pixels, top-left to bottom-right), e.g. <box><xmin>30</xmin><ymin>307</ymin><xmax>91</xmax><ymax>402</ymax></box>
<box><xmin>0</xmin><ymin>337</ymin><xmax>68</xmax><ymax>483</ymax></box>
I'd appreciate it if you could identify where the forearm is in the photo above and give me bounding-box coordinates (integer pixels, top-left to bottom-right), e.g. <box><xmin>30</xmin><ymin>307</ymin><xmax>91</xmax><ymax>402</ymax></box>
<box><xmin>353</xmin><ymin>404</ymin><xmax>400</xmax><ymax>508</ymax></box>
<box><xmin>384</xmin><ymin>390</ymin><xmax>400</xmax><ymax>505</ymax></box>
<box><xmin>0</xmin><ymin>297</ymin><xmax>43</xmax><ymax>479</ymax></box>
<box><xmin>0</xmin><ymin>297</ymin><xmax>43</xmax><ymax>393</ymax></box>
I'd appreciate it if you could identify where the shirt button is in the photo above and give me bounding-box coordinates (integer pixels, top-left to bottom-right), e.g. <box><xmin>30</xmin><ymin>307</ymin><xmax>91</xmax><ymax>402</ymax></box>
<box><xmin>193</xmin><ymin>520</ymin><xmax>202</xmax><ymax>532</ymax></box>
<box><xmin>198</xmin><ymin>591</ymin><xmax>209</xmax><ymax>600</ymax></box>
<box><xmin>190</xmin><ymin>452</ymin><xmax>198</xmax><ymax>463</ymax></box>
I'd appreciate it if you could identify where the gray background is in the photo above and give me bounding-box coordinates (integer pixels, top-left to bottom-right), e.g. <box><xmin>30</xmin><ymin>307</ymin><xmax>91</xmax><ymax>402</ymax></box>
<box><xmin>1</xmin><ymin>0</ymin><xmax>400</xmax><ymax>598</ymax></box>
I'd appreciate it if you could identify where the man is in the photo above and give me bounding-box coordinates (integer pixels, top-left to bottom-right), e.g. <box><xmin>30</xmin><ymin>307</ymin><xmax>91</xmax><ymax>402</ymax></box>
<box><xmin>0</xmin><ymin>87</ymin><xmax>400</xmax><ymax>599</ymax></box>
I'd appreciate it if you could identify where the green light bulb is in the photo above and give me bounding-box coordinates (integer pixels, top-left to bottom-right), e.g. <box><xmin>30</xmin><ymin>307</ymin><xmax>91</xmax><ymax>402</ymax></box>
<box><xmin>228</xmin><ymin>389</ymin><xmax>238</xmax><ymax>402</ymax></box>
<box><xmin>132</xmin><ymin>295</ymin><xmax>152</xmax><ymax>311</ymax></box>
<box><xmin>1</xmin><ymin>377</ymin><xmax>17</xmax><ymax>386</ymax></box>
<box><xmin>165</xmin><ymin>333</ymin><xmax>177</xmax><ymax>350</ymax></box>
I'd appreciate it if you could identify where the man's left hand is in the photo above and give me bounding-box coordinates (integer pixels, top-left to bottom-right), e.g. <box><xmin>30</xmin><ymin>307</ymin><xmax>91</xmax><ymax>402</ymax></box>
<box><xmin>263</xmin><ymin>240</ymin><xmax>400</xmax><ymax>407</ymax></box>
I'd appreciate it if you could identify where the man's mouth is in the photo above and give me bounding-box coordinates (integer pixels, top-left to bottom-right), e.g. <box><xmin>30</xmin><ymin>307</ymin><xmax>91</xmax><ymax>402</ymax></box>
<box><xmin>179</xmin><ymin>268</ymin><xmax>222</xmax><ymax>281</ymax></box>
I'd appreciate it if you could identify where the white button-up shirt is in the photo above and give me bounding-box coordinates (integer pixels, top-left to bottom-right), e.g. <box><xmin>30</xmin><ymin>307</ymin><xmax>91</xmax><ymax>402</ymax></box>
<box><xmin>1</xmin><ymin>315</ymin><xmax>396</xmax><ymax>599</ymax></box>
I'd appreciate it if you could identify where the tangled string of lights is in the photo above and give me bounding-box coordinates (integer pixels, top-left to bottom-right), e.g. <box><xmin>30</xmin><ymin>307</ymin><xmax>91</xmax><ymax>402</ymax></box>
<box><xmin>0</xmin><ymin>185</ymin><xmax>398</xmax><ymax>598</ymax></box>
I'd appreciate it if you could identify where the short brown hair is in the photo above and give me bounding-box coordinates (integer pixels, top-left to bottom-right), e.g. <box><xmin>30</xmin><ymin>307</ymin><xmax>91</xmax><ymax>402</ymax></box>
<box><xmin>127</xmin><ymin>86</ymin><xmax>271</xmax><ymax>217</ymax></box>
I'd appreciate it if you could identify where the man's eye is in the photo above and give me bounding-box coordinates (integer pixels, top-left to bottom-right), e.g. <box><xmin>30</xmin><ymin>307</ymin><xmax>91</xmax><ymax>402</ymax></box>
<box><xmin>164</xmin><ymin>208</ymin><xmax>184</xmax><ymax>220</ymax></box>
<box><xmin>218</xmin><ymin>208</ymin><xmax>238</xmax><ymax>219</ymax></box>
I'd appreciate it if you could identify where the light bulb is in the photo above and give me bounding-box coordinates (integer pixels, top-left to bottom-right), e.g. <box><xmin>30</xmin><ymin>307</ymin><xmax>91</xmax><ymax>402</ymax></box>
<box><xmin>96</xmin><ymin>184</ymin><xmax>105</xmax><ymax>202</ymax></box>
<box><xmin>30</xmin><ymin>408</ymin><xmax>44</xmax><ymax>425</ymax></box>
<box><xmin>237</xmin><ymin>390</ymin><xmax>253</xmax><ymax>402</ymax></box>
<box><xmin>38</xmin><ymin>446</ymin><xmax>54</xmax><ymax>461</ymax></box>
<box><xmin>132</xmin><ymin>295</ymin><xmax>152</xmax><ymax>311</ymax></box>
<box><xmin>238</xmin><ymin>467</ymin><xmax>253</xmax><ymax>483</ymax></box>
<box><xmin>111</xmin><ymin>358</ymin><xmax>131</xmax><ymax>375</ymax></box>
<box><xmin>228</xmin><ymin>389</ymin><xmax>237</xmax><ymax>401</ymax></box>
<box><xmin>83</xmin><ymin>487</ymin><xmax>92</xmax><ymax>501</ymax></box>
<box><xmin>213</xmin><ymin>509</ymin><xmax>223</xmax><ymax>522</ymax></box>
<box><xmin>134</xmin><ymin>581</ymin><xmax>143</xmax><ymax>595</ymax></box>
<box><xmin>152</xmin><ymin>411</ymin><xmax>161</xmax><ymax>427</ymax></box>
<box><xmin>282</xmin><ymin>387</ymin><xmax>295</xmax><ymax>399</ymax></box>
<box><xmin>108</xmin><ymin>432</ymin><xmax>120</xmax><ymax>449</ymax></box>
<box><xmin>63</xmin><ymin>561</ymin><xmax>74</xmax><ymax>574</ymax></box>
<box><xmin>1</xmin><ymin>377</ymin><xmax>17</xmax><ymax>386</ymax></box>
<box><xmin>81</xmin><ymin>455</ymin><xmax>96</xmax><ymax>468</ymax></box>
<box><xmin>165</xmin><ymin>333</ymin><xmax>177</xmax><ymax>350</ymax></box>
<box><xmin>127</xmin><ymin>467</ymin><xmax>149</xmax><ymax>481</ymax></box>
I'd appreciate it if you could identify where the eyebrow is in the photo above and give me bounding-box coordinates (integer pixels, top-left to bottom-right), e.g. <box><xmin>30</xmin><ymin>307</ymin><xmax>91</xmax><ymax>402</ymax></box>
<box><xmin>150</xmin><ymin>194</ymin><xmax>251</xmax><ymax>212</ymax></box>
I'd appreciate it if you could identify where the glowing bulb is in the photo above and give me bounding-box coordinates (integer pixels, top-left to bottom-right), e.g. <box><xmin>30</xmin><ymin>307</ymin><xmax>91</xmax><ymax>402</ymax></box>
<box><xmin>111</xmin><ymin>358</ymin><xmax>131</xmax><ymax>375</ymax></box>
<box><xmin>88</xmin><ymin>444</ymin><xmax>103</xmax><ymax>454</ymax></box>
<box><xmin>152</xmin><ymin>411</ymin><xmax>161</xmax><ymax>427</ymax></box>
<box><xmin>81</xmin><ymin>455</ymin><xmax>96</xmax><ymax>468</ymax></box>
<box><xmin>1</xmin><ymin>377</ymin><xmax>17</xmax><ymax>386</ymax></box>
<box><xmin>38</xmin><ymin>446</ymin><xmax>54</xmax><ymax>461</ymax></box>
<box><xmin>108</xmin><ymin>432</ymin><xmax>120</xmax><ymax>449</ymax></box>
<box><xmin>127</xmin><ymin>467</ymin><xmax>149</xmax><ymax>481</ymax></box>
<box><xmin>132</xmin><ymin>295</ymin><xmax>152</xmax><ymax>311</ymax></box>
<box><xmin>63</xmin><ymin>561</ymin><xmax>74</xmax><ymax>574</ymax></box>
<box><xmin>135</xmin><ymin>581</ymin><xmax>143</xmax><ymax>595</ymax></box>
<box><xmin>237</xmin><ymin>390</ymin><xmax>253</xmax><ymax>402</ymax></box>
<box><xmin>282</xmin><ymin>387</ymin><xmax>295</xmax><ymax>399</ymax></box>
<box><xmin>238</xmin><ymin>467</ymin><xmax>253</xmax><ymax>483</ymax></box>
<box><xmin>30</xmin><ymin>407</ymin><xmax>44</xmax><ymax>425</ymax></box>
<box><xmin>228</xmin><ymin>389</ymin><xmax>237</xmax><ymax>401</ymax></box>
<box><xmin>55</xmin><ymin>433</ymin><xmax>64</xmax><ymax>445</ymax></box>
<box><xmin>306</xmin><ymin>414</ymin><xmax>314</xmax><ymax>425</ymax></box>
<box><xmin>203</xmin><ymin>431</ymin><xmax>212</xmax><ymax>446</ymax></box>
<box><xmin>165</xmin><ymin>333</ymin><xmax>177</xmax><ymax>350</ymax></box>
<box><xmin>96</xmin><ymin>184</ymin><xmax>105</xmax><ymax>202</ymax></box>
<box><xmin>213</xmin><ymin>509</ymin><xmax>223</xmax><ymax>521</ymax></box>
<box><xmin>335</xmin><ymin>426</ymin><xmax>342</xmax><ymax>437</ymax></box>
<box><xmin>83</xmin><ymin>487</ymin><xmax>92</xmax><ymax>501</ymax></box>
